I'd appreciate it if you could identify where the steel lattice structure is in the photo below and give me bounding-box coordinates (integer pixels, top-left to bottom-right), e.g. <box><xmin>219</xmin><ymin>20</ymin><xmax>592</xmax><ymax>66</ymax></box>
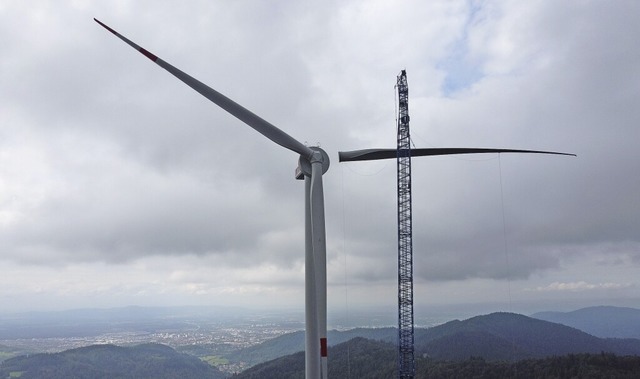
<box><xmin>339</xmin><ymin>71</ymin><xmax>572</xmax><ymax>379</ymax></box>
<box><xmin>396</xmin><ymin>70</ymin><xmax>415</xmax><ymax>379</ymax></box>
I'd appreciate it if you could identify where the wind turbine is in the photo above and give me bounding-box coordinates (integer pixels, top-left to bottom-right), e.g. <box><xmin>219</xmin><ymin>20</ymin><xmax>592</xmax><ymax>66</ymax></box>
<box><xmin>340</xmin><ymin>70</ymin><xmax>575</xmax><ymax>379</ymax></box>
<box><xmin>94</xmin><ymin>19</ymin><xmax>329</xmax><ymax>379</ymax></box>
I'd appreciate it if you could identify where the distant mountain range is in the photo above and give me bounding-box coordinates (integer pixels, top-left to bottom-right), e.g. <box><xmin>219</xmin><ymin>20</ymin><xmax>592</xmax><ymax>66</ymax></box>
<box><xmin>233</xmin><ymin>311</ymin><xmax>640</xmax><ymax>378</ymax></box>
<box><xmin>3</xmin><ymin>308</ymin><xmax>640</xmax><ymax>378</ymax></box>
<box><xmin>227</xmin><ymin>311</ymin><xmax>640</xmax><ymax>366</ymax></box>
<box><xmin>417</xmin><ymin>311</ymin><xmax>640</xmax><ymax>360</ymax></box>
<box><xmin>532</xmin><ymin>306</ymin><xmax>640</xmax><ymax>339</ymax></box>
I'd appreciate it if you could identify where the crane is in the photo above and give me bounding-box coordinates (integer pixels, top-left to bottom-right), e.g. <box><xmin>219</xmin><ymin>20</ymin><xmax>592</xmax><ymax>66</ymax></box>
<box><xmin>396</xmin><ymin>70</ymin><xmax>414</xmax><ymax>378</ymax></box>
<box><xmin>339</xmin><ymin>70</ymin><xmax>574</xmax><ymax>379</ymax></box>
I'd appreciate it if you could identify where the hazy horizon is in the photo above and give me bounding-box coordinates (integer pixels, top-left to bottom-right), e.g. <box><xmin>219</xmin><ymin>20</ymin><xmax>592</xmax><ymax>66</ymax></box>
<box><xmin>3</xmin><ymin>299</ymin><xmax>639</xmax><ymax>324</ymax></box>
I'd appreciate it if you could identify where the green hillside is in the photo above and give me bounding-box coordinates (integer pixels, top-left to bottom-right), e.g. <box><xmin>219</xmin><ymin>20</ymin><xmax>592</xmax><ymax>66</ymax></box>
<box><xmin>224</xmin><ymin>327</ymin><xmax>396</xmax><ymax>367</ymax></box>
<box><xmin>4</xmin><ymin>312</ymin><xmax>640</xmax><ymax>378</ymax></box>
<box><xmin>225</xmin><ymin>312</ymin><xmax>640</xmax><ymax>367</ymax></box>
<box><xmin>232</xmin><ymin>337</ymin><xmax>396</xmax><ymax>379</ymax></box>
<box><xmin>414</xmin><ymin>312</ymin><xmax>640</xmax><ymax>360</ymax></box>
<box><xmin>232</xmin><ymin>337</ymin><xmax>640</xmax><ymax>379</ymax></box>
<box><xmin>0</xmin><ymin>343</ymin><xmax>226</xmax><ymax>379</ymax></box>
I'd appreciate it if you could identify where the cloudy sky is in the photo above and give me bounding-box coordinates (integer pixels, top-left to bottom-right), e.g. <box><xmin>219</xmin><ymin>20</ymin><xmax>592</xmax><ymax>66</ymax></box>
<box><xmin>1</xmin><ymin>0</ymin><xmax>638</xmax><ymax>318</ymax></box>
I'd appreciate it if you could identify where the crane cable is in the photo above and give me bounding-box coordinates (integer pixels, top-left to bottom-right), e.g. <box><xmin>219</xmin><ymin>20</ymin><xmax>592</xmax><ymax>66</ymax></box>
<box><xmin>340</xmin><ymin>165</ymin><xmax>352</xmax><ymax>379</ymax></box>
<box><xmin>498</xmin><ymin>154</ymin><xmax>518</xmax><ymax>374</ymax></box>
<box><xmin>498</xmin><ymin>154</ymin><xmax>513</xmax><ymax>311</ymax></box>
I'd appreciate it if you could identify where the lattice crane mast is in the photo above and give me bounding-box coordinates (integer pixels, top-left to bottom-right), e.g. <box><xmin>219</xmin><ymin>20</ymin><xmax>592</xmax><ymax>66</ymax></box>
<box><xmin>339</xmin><ymin>71</ymin><xmax>574</xmax><ymax>379</ymax></box>
<box><xmin>396</xmin><ymin>70</ymin><xmax>415</xmax><ymax>379</ymax></box>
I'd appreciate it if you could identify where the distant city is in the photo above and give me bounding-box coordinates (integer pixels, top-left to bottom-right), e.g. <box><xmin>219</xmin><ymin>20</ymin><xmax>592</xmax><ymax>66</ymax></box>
<box><xmin>1</xmin><ymin>299</ymin><xmax>629</xmax><ymax>352</ymax></box>
<box><xmin>2</xmin><ymin>303</ymin><xmax>640</xmax><ymax>376</ymax></box>
<box><xmin>0</xmin><ymin>303</ymin><xmax>482</xmax><ymax>354</ymax></box>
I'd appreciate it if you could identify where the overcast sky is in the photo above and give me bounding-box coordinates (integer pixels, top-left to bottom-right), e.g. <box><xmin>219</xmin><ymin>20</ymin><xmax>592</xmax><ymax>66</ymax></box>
<box><xmin>1</xmin><ymin>1</ymin><xmax>638</xmax><ymax>318</ymax></box>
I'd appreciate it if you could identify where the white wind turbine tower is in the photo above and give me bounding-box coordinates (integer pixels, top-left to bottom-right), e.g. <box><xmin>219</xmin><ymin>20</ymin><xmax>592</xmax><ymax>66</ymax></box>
<box><xmin>95</xmin><ymin>19</ymin><xmax>329</xmax><ymax>379</ymax></box>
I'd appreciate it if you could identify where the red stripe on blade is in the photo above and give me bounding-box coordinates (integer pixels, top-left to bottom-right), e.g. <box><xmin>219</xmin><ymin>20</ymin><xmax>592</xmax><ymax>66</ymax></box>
<box><xmin>139</xmin><ymin>48</ymin><xmax>158</xmax><ymax>62</ymax></box>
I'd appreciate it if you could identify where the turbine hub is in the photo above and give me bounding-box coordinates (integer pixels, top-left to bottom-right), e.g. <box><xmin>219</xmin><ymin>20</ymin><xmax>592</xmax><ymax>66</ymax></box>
<box><xmin>296</xmin><ymin>147</ymin><xmax>330</xmax><ymax>179</ymax></box>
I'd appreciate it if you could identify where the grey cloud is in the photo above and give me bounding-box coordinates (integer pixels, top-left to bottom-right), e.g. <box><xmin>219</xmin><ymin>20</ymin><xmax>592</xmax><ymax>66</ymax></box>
<box><xmin>0</xmin><ymin>1</ymin><xmax>638</xmax><ymax>313</ymax></box>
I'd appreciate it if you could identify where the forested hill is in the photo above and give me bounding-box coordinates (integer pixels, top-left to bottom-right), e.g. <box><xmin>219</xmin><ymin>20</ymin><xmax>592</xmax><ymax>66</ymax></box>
<box><xmin>232</xmin><ymin>313</ymin><xmax>640</xmax><ymax>378</ymax></box>
<box><xmin>228</xmin><ymin>312</ymin><xmax>640</xmax><ymax>366</ymax></box>
<box><xmin>233</xmin><ymin>337</ymin><xmax>640</xmax><ymax>379</ymax></box>
<box><xmin>415</xmin><ymin>312</ymin><xmax>640</xmax><ymax>360</ymax></box>
<box><xmin>3</xmin><ymin>312</ymin><xmax>640</xmax><ymax>378</ymax></box>
<box><xmin>232</xmin><ymin>337</ymin><xmax>396</xmax><ymax>379</ymax></box>
<box><xmin>224</xmin><ymin>327</ymin><xmax>396</xmax><ymax>367</ymax></box>
<box><xmin>0</xmin><ymin>343</ymin><xmax>226</xmax><ymax>379</ymax></box>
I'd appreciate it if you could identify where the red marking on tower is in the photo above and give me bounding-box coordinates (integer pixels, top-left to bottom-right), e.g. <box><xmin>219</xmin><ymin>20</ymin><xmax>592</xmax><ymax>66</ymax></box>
<box><xmin>320</xmin><ymin>338</ymin><xmax>327</xmax><ymax>357</ymax></box>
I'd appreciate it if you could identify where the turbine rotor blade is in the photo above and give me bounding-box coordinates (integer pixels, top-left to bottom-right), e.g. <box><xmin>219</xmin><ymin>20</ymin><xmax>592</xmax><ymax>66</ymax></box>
<box><xmin>339</xmin><ymin>147</ymin><xmax>576</xmax><ymax>162</ymax></box>
<box><xmin>338</xmin><ymin>149</ymin><xmax>396</xmax><ymax>162</ymax></box>
<box><xmin>94</xmin><ymin>18</ymin><xmax>314</xmax><ymax>159</ymax></box>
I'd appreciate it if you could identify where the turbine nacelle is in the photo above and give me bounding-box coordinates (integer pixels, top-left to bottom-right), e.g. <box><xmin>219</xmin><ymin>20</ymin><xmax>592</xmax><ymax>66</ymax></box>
<box><xmin>297</xmin><ymin>147</ymin><xmax>330</xmax><ymax>180</ymax></box>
